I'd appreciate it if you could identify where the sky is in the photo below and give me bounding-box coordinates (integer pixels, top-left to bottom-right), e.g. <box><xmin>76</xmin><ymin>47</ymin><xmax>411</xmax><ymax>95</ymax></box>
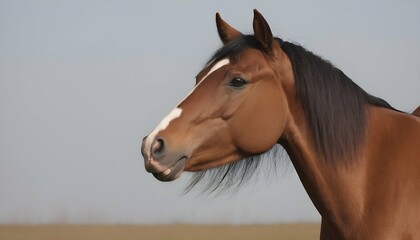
<box><xmin>0</xmin><ymin>0</ymin><xmax>419</xmax><ymax>224</ymax></box>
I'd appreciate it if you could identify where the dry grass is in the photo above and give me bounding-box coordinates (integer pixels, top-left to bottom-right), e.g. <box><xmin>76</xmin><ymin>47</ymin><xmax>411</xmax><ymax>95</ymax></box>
<box><xmin>0</xmin><ymin>223</ymin><xmax>320</xmax><ymax>240</ymax></box>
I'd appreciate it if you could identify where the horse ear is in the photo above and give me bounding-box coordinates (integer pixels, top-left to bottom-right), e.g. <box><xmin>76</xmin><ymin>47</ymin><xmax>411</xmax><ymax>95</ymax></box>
<box><xmin>252</xmin><ymin>9</ymin><xmax>273</xmax><ymax>51</ymax></box>
<box><xmin>216</xmin><ymin>13</ymin><xmax>242</xmax><ymax>44</ymax></box>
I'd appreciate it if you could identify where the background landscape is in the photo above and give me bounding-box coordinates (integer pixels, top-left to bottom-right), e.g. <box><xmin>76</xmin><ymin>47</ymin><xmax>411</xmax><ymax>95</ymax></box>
<box><xmin>0</xmin><ymin>0</ymin><xmax>419</xmax><ymax>239</ymax></box>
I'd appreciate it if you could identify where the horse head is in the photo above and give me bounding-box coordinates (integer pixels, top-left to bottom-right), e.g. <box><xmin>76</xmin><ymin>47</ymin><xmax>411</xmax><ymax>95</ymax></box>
<box><xmin>141</xmin><ymin>10</ymin><xmax>293</xmax><ymax>181</ymax></box>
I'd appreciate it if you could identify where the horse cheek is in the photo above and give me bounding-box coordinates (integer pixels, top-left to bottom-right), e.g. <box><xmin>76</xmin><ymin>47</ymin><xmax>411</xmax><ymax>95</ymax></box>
<box><xmin>231</xmin><ymin>89</ymin><xmax>285</xmax><ymax>154</ymax></box>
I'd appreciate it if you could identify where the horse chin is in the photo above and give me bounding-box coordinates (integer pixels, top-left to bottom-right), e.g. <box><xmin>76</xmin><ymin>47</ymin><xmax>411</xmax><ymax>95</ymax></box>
<box><xmin>152</xmin><ymin>157</ymin><xmax>187</xmax><ymax>182</ymax></box>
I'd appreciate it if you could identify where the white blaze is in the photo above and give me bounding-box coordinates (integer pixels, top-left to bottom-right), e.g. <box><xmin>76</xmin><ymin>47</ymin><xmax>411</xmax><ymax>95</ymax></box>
<box><xmin>144</xmin><ymin>58</ymin><xmax>230</xmax><ymax>159</ymax></box>
<box><xmin>145</xmin><ymin>108</ymin><xmax>182</xmax><ymax>157</ymax></box>
<box><xmin>177</xmin><ymin>58</ymin><xmax>230</xmax><ymax>107</ymax></box>
<box><xmin>201</xmin><ymin>58</ymin><xmax>230</xmax><ymax>82</ymax></box>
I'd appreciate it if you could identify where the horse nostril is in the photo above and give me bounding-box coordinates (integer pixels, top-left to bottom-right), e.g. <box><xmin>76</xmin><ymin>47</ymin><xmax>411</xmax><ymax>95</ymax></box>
<box><xmin>151</xmin><ymin>137</ymin><xmax>166</xmax><ymax>159</ymax></box>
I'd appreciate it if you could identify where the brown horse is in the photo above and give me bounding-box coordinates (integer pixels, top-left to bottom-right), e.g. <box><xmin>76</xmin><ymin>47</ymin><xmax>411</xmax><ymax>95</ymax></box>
<box><xmin>141</xmin><ymin>10</ymin><xmax>420</xmax><ymax>240</ymax></box>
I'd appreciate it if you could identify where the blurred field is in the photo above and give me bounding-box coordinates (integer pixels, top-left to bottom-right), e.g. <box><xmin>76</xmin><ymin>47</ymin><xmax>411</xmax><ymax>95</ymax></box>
<box><xmin>0</xmin><ymin>223</ymin><xmax>320</xmax><ymax>240</ymax></box>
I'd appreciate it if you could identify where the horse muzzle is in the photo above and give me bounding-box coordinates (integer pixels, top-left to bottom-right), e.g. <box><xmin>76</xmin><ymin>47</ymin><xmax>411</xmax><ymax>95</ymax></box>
<box><xmin>141</xmin><ymin>136</ymin><xmax>187</xmax><ymax>181</ymax></box>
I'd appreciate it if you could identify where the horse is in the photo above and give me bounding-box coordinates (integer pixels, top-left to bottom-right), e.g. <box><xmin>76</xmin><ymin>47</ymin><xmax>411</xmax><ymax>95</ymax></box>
<box><xmin>141</xmin><ymin>10</ymin><xmax>420</xmax><ymax>240</ymax></box>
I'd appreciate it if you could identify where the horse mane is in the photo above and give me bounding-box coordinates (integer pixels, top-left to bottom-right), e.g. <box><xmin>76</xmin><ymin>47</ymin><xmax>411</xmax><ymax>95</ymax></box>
<box><xmin>187</xmin><ymin>35</ymin><xmax>397</xmax><ymax>192</ymax></box>
<box><xmin>279</xmin><ymin>39</ymin><xmax>397</xmax><ymax>165</ymax></box>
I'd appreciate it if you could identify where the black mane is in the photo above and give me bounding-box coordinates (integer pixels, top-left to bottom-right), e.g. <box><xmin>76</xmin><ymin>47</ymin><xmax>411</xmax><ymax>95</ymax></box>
<box><xmin>188</xmin><ymin>35</ymin><xmax>397</xmax><ymax>192</ymax></box>
<box><xmin>279</xmin><ymin>39</ymin><xmax>397</xmax><ymax>165</ymax></box>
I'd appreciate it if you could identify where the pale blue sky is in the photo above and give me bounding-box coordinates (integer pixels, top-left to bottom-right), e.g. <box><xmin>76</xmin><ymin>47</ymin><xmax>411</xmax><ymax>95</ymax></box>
<box><xmin>0</xmin><ymin>0</ymin><xmax>419</xmax><ymax>224</ymax></box>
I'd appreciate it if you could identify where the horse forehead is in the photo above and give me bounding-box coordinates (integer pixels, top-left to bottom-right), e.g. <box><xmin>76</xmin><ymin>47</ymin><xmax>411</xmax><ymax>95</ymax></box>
<box><xmin>200</xmin><ymin>58</ymin><xmax>230</xmax><ymax>82</ymax></box>
<box><xmin>178</xmin><ymin>58</ymin><xmax>230</xmax><ymax>108</ymax></box>
<box><xmin>234</xmin><ymin>49</ymin><xmax>271</xmax><ymax>71</ymax></box>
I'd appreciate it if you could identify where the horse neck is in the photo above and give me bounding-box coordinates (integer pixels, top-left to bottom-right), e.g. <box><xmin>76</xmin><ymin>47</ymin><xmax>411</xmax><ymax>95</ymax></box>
<box><xmin>280</xmin><ymin>102</ymin><xmax>420</xmax><ymax>238</ymax></box>
<box><xmin>279</xmin><ymin>101</ymin><xmax>373</xmax><ymax>236</ymax></box>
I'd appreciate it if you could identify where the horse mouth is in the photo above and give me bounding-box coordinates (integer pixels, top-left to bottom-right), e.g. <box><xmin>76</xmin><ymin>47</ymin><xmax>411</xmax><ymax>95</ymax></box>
<box><xmin>152</xmin><ymin>157</ymin><xmax>187</xmax><ymax>182</ymax></box>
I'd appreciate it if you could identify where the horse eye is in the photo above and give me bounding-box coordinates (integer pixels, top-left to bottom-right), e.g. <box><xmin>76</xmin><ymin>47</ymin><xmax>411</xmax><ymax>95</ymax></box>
<box><xmin>228</xmin><ymin>77</ymin><xmax>247</xmax><ymax>89</ymax></box>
